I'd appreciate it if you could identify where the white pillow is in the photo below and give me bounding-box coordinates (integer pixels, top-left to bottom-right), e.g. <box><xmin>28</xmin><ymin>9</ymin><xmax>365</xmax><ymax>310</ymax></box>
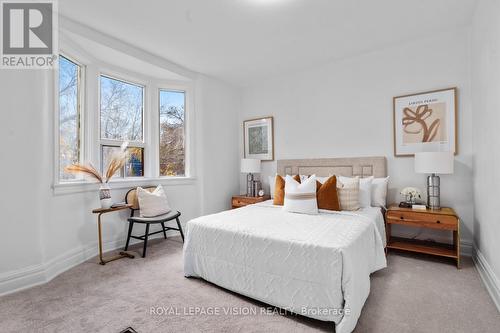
<box><xmin>371</xmin><ymin>177</ymin><xmax>389</xmax><ymax>208</ymax></box>
<box><xmin>300</xmin><ymin>175</ymin><xmax>331</xmax><ymax>184</ymax></box>
<box><xmin>337</xmin><ymin>177</ymin><xmax>360</xmax><ymax>211</ymax></box>
<box><xmin>339</xmin><ymin>176</ymin><xmax>373</xmax><ymax>208</ymax></box>
<box><xmin>269</xmin><ymin>174</ymin><xmax>302</xmax><ymax>198</ymax></box>
<box><xmin>137</xmin><ymin>185</ymin><xmax>171</xmax><ymax>217</ymax></box>
<box><xmin>283</xmin><ymin>175</ymin><xmax>318</xmax><ymax>214</ymax></box>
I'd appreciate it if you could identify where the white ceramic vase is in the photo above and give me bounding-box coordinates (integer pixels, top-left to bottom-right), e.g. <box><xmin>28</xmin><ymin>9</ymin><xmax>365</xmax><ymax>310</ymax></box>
<box><xmin>99</xmin><ymin>183</ymin><xmax>112</xmax><ymax>209</ymax></box>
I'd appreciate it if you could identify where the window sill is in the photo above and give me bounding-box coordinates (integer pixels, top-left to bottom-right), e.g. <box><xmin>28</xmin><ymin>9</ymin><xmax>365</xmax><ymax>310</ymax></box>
<box><xmin>52</xmin><ymin>177</ymin><xmax>197</xmax><ymax>195</ymax></box>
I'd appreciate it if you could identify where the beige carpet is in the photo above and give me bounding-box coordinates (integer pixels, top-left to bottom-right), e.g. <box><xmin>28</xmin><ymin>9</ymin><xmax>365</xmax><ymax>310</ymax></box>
<box><xmin>1</xmin><ymin>237</ymin><xmax>499</xmax><ymax>333</ymax></box>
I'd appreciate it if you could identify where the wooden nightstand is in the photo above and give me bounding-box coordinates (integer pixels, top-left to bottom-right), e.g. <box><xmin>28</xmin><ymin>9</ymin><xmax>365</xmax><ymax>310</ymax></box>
<box><xmin>232</xmin><ymin>195</ymin><xmax>271</xmax><ymax>209</ymax></box>
<box><xmin>385</xmin><ymin>205</ymin><xmax>460</xmax><ymax>268</ymax></box>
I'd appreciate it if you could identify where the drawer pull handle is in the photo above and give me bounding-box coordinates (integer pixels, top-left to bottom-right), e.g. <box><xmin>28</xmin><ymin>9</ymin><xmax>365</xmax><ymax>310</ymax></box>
<box><xmin>387</xmin><ymin>217</ymin><xmax>422</xmax><ymax>223</ymax></box>
<box><xmin>436</xmin><ymin>220</ymin><xmax>441</xmax><ymax>224</ymax></box>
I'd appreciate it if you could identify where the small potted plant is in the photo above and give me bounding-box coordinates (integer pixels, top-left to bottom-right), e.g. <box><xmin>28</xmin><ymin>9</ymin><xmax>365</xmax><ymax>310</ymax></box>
<box><xmin>65</xmin><ymin>142</ymin><xmax>129</xmax><ymax>208</ymax></box>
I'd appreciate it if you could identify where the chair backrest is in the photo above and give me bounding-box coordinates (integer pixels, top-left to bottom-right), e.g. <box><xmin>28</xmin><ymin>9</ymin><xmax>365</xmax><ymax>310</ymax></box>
<box><xmin>125</xmin><ymin>186</ymin><xmax>157</xmax><ymax>211</ymax></box>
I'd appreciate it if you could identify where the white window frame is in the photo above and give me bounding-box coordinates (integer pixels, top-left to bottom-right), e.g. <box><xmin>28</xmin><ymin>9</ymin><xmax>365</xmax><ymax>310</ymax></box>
<box><xmin>53</xmin><ymin>47</ymin><xmax>196</xmax><ymax>195</ymax></box>
<box><xmin>157</xmin><ymin>86</ymin><xmax>191</xmax><ymax>179</ymax></box>
<box><xmin>54</xmin><ymin>52</ymin><xmax>86</xmax><ymax>184</ymax></box>
<box><xmin>98</xmin><ymin>72</ymin><xmax>146</xmax><ymax>179</ymax></box>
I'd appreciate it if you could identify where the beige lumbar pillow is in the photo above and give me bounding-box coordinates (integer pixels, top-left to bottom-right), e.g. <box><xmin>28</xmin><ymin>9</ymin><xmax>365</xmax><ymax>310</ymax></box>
<box><xmin>137</xmin><ymin>185</ymin><xmax>171</xmax><ymax>217</ymax></box>
<box><xmin>283</xmin><ymin>175</ymin><xmax>318</xmax><ymax>214</ymax></box>
<box><xmin>337</xmin><ymin>177</ymin><xmax>360</xmax><ymax>211</ymax></box>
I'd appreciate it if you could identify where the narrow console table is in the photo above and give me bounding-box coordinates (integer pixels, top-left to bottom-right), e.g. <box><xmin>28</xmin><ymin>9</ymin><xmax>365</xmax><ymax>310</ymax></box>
<box><xmin>92</xmin><ymin>205</ymin><xmax>135</xmax><ymax>265</ymax></box>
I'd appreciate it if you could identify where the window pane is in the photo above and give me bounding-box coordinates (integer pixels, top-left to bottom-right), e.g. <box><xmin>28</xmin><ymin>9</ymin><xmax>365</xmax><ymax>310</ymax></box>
<box><xmin>101</xmin><ymin>146</ymin><xmax>144</xmax><ymax>179</ymax></box>
<box><xmin>100</xmin><ymin>76</ymin><xmax>143</xmax><ymax>141</ymax></box>
<box><xmin>59</xmin><ymin>56</ymin><xmax>80</xmax><ymax>180</ymax></box>
<box><xmin>125</xmin><ymin>147</ymin><xmax>144</xmax><ymax>177</ymax></box>
<box><xmin>101</xmin><ymin>146</ymin><xmax>122</xmax><ymax>178</ymax></box>
<box><xmin>159</xmin><ymin>90</ymin><xmax>185</xmax><ymax>176</ymax></box>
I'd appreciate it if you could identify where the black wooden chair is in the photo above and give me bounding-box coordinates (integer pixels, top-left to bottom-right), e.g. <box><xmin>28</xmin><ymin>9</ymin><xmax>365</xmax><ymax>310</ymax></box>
<box><xmin>124</xmin><ymin>187</ymin><xmax>184</xmax><ymax>258</ymax></box>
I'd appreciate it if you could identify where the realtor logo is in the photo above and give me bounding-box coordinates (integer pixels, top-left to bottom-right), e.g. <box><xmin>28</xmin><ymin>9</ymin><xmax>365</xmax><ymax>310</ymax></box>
<box><xmin>1</xmin><ymin>0</ymin><xmax>58</xmax><ymax>69</ymax></box>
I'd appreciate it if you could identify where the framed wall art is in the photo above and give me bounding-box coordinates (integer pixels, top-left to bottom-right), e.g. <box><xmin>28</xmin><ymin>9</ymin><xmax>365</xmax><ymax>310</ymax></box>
<box><xmin>243</xmin><ymin>116</ymin><xmax>274</xmax><ymax>161</ymax></box>
<box><xmin>393</xmin><ymin>87</ymin><xmax>457</xmax><ymax>157</ymax></box>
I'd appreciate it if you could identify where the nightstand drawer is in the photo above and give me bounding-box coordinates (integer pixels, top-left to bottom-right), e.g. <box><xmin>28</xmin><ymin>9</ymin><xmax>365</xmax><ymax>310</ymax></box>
<box><xmin>386</xmin><ymin>210</ymin><xmax>457</xmax><ymax>230</ymax></box>
<box><xmin>232</xmin><ymin>199</ymin><xmax>250</xmax><ymax>207</ymax></box>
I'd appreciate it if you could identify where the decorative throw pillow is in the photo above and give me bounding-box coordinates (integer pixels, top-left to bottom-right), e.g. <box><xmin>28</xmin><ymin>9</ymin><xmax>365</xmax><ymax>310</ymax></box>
<box><xmin>316</xmin><ymin>176</ymin><xmax>341</xmax><ymax>211</ymax></box>
<box><xmin>315</xmin><ymin>176</ymin><xmax>331</xmax><ymax>184</ymax></box>
<box><xmin>283</xmin><ymin>175</ymin><xmax>318</xmax><ymax>214</ymax></box>
<box><xmin>338</xmin><ymin>176</ymin><xmax>373</xmax><ymax>208</ymax></box>
<box><xmin>137</xmin><ymin>185</ymin><xmax>171</xmax><ymax>217</ymax></box>
<box><xmin>337</xmin><ymin>177</ymin><xmax>360</xmax><ymax>211</ymax></box>
<box><xmin>371</xmin><ymin>176</ymin><xmax>390</xmax><ymax>208</ymax></box>
<box><xmin>273</xmin><ymin>174</ymin><xmax>301</xmax><ymax>205</ymax></box>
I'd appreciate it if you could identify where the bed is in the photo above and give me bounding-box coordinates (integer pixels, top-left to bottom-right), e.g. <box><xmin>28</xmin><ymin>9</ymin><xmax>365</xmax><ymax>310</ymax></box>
<box><xmin>183</xmin><ymin>157</ymin><xmax>388</xmax><ymax>333</ymax></box>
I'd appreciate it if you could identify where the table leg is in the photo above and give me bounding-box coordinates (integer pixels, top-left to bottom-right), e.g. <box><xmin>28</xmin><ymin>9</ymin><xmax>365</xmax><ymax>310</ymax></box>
<box><xmin>455</xmin><ymin>221</ymin><xmax>461</xmax><ymax>269</ymax></box>
<box><xmin>385</xmin><ymin>222</ymin><xmax>391</xmax><ymax>255</ymax></box>
<box><xmin>97</xmin><ymin>213</ymin><xmax>135</xmax><ymax>265</ymax></box>
<box><xmin>98</xmin><ymin>213</ymin><xmax>104</xmax><ymax>265</ymax></box>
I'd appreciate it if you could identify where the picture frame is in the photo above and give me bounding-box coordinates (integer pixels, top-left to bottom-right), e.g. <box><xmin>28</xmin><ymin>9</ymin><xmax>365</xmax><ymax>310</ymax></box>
<box><xmin>243</xmin><ymin>116</ymin><xmax>274</xmax><ymax>161</ymax></box>
<box><xmin>393</xmin><ymin>87</ymin><xmax>457</xmax><ymax>157</ymax></box>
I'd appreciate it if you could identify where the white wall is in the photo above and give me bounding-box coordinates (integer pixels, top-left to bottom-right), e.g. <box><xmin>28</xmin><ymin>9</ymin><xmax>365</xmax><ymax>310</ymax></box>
<box><xmin>240</xmin><ymin>29</ymin><xmax>473</xmax><ymax>246</ymax></box>
<box><xmin>471</xmin><ymin>0</ymin><xmax>500</xmax><ymax>287</ymax></box>
<box><xmin>196</xmin><ymin>75</ymin><xmax>241</xmax><ymax>215</ymax></box>
<box><xmin>0</xmin><ymin>58</ymin><xmax>240</xmax><ymax>295</ymax></box>
<box><xmin>0</xmin><ymin>70</ymin><xmax>46</xmax><ymax>274</ymax></box>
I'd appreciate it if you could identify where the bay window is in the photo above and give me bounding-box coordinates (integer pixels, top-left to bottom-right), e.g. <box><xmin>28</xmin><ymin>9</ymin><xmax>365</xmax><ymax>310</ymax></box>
<box><xmin>56</xmin><ymin>52</ymin><xmax>192</xmax><ymax>189</ymax></box>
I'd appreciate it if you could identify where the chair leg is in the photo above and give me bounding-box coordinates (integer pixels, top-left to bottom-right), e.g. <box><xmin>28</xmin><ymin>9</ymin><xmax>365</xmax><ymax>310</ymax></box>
<box><xmin>142</xmin><ymin>224</ymin><xmax>150</xmax><ymax>258</ymax></box>
<box><xmin>161</xmin><ymin>222</ymin><xmax>167</xmax><ymax>239</ymax></box>
<box><xmin>125</xmin><ymin>222</ymin><xmax>134</xmax><ymax>251</ymax></box>
<box><xmin>176</xmin><ymin>217</ymin><xmax>184</xmax><ymax>242</ymax></box>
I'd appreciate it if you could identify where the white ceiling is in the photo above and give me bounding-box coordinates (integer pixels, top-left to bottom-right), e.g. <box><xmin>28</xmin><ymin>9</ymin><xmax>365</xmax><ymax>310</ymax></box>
<box><xmin>60</xmin><ymin>0</ymin><xmax>478</xmax><ymax>86</ymax></box>
<box><xmin>61</xmin><ymin>30</ymin><xmax>191</xmax><ymax>81</ymax></box>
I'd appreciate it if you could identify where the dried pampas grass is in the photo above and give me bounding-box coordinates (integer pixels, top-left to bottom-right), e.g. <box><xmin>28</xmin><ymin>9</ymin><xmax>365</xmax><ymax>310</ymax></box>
<box><xmin>65</xmin><ymin>142</ymin><xmax>129</xmax><ymax>183</ymax></box>
<box><xmin>65</xmin><ymin>163</ymin><xmax>103</xmax><ymax>183</ymax></box>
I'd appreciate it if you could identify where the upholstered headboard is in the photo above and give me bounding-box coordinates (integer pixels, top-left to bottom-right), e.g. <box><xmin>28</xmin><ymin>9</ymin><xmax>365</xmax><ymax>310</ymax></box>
<box><xmin>277</xmin><ymin>156</ymin><xmax>387</xmax><ymax>178</ymax></box>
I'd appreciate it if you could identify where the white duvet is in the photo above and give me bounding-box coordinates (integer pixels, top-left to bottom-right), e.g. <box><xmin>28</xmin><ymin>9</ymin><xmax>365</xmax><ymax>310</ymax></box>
<box><xmin>183</xmin><ymin>201</ymin><xmax>387</xmax><ymax>333</ymax></box>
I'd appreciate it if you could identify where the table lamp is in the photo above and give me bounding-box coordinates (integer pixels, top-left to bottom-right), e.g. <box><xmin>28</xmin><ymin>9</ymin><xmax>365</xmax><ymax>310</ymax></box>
<box><xmin>414</xmin><ymin>152</ymin><xmax>454</xmax><ymax>210</ymax></box>
<box><xmin>241</xmin><ymin>158</ymin><xmax>261</xmax><ymax>197</ymax></box>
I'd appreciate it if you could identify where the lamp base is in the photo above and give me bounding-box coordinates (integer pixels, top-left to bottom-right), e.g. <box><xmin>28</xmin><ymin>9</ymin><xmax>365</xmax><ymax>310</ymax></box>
<box><xmin>246</xmin><ymin>173</ymin><xmax>254</xmax><ymax>197</ymax></box>
<box><xmin>427</xmin><ymin>174</ymin><xmax>440</xmax><ymax>210</ymax></box>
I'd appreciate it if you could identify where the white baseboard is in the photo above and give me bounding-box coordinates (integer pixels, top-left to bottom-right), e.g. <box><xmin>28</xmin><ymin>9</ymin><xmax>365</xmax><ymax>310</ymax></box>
<box><xmin>0</xmin><ymin>230</ymin><xmax>178</xmax><ymax>297</ymax></box>
<box><xmin>472</xmin><ymin>245</ymin><xmax>500</xmax><ymax>313</ymax></box>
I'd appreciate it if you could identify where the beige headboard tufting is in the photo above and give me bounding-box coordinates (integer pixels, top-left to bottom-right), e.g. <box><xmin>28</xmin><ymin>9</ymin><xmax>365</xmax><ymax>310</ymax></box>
<box><xmin>277</xmin><ymin>156</ymin><xmax>387</xmax><ymax>178</ymax></box>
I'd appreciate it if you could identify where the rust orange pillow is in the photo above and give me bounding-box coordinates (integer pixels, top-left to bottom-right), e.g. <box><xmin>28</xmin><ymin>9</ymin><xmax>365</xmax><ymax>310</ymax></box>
<box><xmin>273</xmin><ymin>174</ymin><xmax>301</xmax><ymax>205</ymax></box>
<box><xmin>316</xmin><ymin>176</ymin><xmax>341</xmax><ymax>211</ymax></box>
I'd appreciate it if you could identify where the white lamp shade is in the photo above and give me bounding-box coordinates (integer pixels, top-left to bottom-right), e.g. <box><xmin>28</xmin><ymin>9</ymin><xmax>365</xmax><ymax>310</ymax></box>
<box><xmin>414</xmin><ymin>152</ymin><xmax>454</xmax><ymax>174</ymax></box>
<box><xmin>241</xmin><ymin>158</ymin><xmax>261</xmax><ymax>173</ymax></box>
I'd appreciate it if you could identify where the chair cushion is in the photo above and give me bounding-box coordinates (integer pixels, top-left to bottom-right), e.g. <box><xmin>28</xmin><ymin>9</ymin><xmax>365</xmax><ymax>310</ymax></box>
<box><xmin>129</xmin><ymin>210</ymin><xmax>180</xmax><ymax>223</ymax></box>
